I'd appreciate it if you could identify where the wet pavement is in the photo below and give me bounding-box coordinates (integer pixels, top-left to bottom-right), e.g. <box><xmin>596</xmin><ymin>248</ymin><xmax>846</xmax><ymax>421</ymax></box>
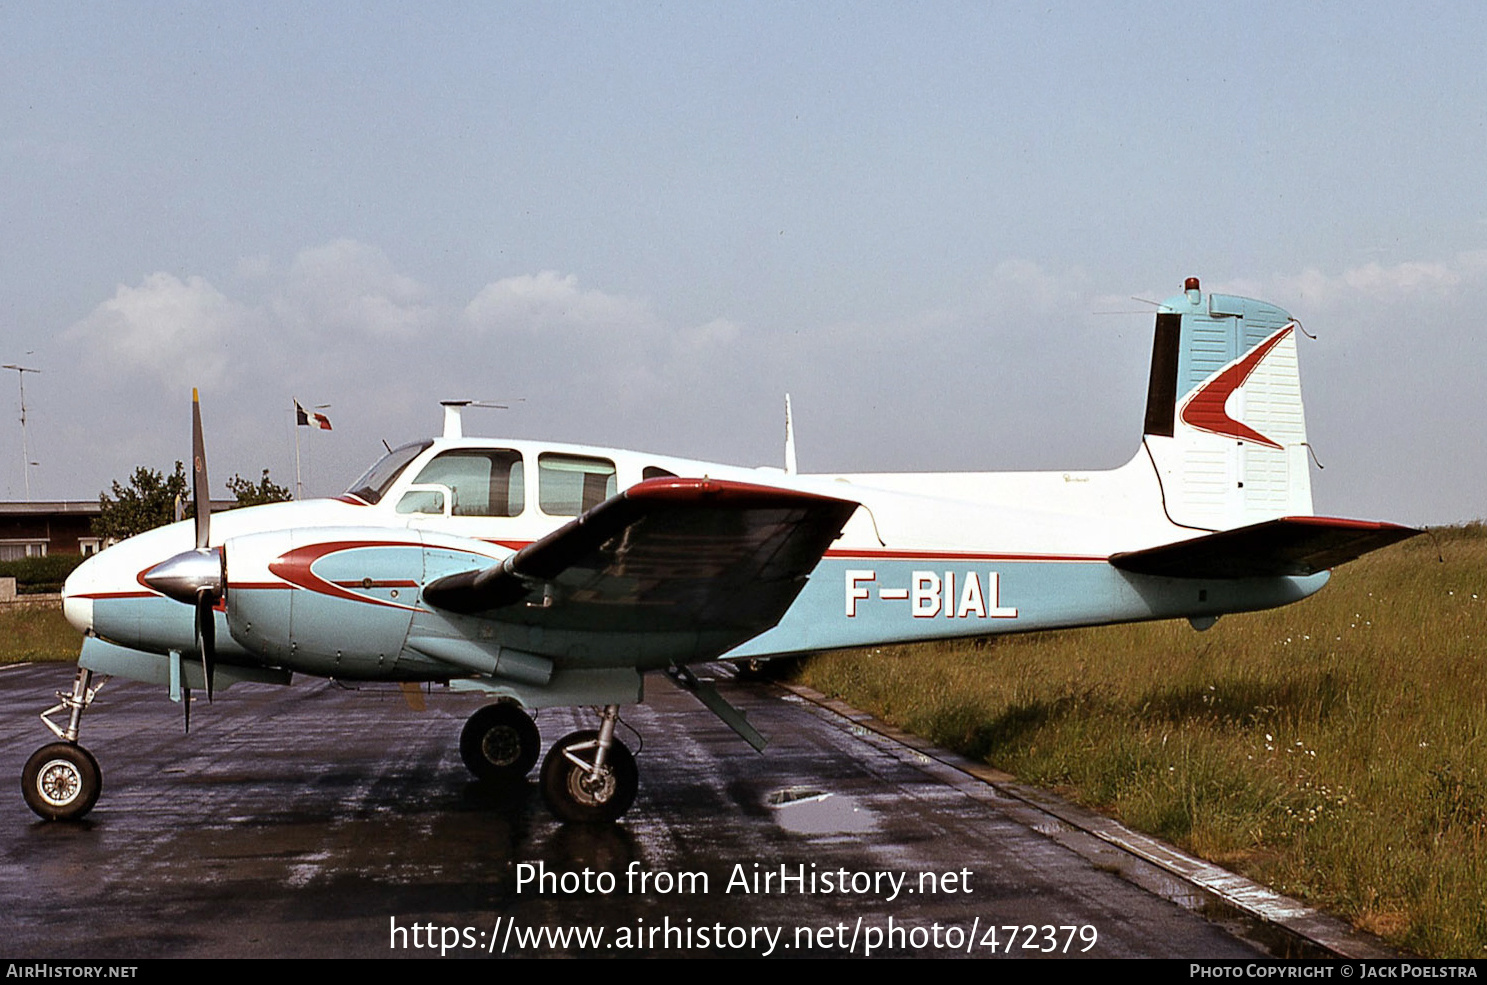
<box><xmin>0</xmin><ymin>661</ymin><xmax>1272</xmax><ymax>958</ymax></box>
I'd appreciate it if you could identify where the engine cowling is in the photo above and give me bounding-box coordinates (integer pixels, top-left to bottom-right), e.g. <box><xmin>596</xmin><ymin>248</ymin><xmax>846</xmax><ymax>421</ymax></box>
<box><xmin>223</xmin><ymin>526</ymin><xmax>502</xmax><ymax>679</ymax></box>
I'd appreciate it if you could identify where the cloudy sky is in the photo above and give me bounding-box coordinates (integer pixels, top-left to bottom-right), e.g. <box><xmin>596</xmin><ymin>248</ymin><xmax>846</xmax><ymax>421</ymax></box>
<box><xmin>1</xmin><ymin>3</ymin><xmax>1482</xmax><ymax>524</ymax></box>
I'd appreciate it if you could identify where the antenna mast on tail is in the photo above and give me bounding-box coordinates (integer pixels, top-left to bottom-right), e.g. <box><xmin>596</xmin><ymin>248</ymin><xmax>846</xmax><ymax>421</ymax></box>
<box><xmin>784</xmin><ymin>394</ymin><xmax>797</xmax><ymax>475</ymax></box>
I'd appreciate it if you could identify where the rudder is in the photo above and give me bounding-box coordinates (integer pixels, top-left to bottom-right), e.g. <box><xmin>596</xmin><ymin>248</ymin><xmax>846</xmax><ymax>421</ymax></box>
<box><xmin>1142</xmin><ymin>277</ymin><xmax>1312</xmax><ymax>532</ymax></box>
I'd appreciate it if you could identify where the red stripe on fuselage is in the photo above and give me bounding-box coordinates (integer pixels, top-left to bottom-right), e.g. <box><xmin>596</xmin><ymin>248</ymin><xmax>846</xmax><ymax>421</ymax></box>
<box><xmin>481</xmin><ymin>539</ymin><xmax>1100</xmax><ymax>564</ymax></box>
<box><xmin>268</xmin><ymin>540</ymin><xmax>426</xmax><ymax>611</ymax></box>
<box><xmin>825</xmin><ymin>549</ymin><xmax>1103</xmax><ymax>563</ymax></box>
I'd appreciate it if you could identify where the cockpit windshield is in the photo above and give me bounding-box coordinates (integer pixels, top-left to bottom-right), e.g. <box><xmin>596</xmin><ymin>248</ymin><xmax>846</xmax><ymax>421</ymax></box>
<box><xmin>344</xmin><ymin>441</ymin><xmax>432</xmax><ymax>505</ymax></box>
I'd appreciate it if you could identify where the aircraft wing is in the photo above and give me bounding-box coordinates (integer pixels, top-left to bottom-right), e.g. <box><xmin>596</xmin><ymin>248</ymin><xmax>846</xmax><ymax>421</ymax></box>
<box><xmin>423</xmin><ymin>477</ymin><xmax>859</xmax><ymax>638</ymax></box>
<box><xmin>1109</xmin><ymin>516</ymin><xmax>1422</xmax><ymax>579</ymax></box>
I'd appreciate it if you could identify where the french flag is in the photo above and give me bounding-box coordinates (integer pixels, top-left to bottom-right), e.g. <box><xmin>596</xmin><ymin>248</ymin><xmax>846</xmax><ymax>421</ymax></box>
<box><xmin>294</xmin><ymin>400</ymin><xmax>332</xmax><ymax>431</ymax></box>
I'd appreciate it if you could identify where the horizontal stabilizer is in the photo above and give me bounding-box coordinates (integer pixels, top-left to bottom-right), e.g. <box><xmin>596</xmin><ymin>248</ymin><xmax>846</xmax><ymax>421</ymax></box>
<box><xmin>1109</xmin><ymin>516</ymin><xmax>1422</xmax><ymax>579</ymax></box>
<box><xmin>423</xmin><ymin>477</ymin><xmax>859</xmax><ymax>638</ymax></box>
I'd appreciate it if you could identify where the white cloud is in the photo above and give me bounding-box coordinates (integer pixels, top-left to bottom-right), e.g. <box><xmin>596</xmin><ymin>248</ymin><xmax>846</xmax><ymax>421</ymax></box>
<box><xmin>66</xmin><ymin>239</ymin><xmax>438</xmax><ymax>392</ymax></box>
<box><xmin>674</xmin><ymin>317</ymin><xmax>740</xmax><ymax>353</ymax></box>
<box><xmin>1274</xmin><ymin>253</ymin><xmax>1487</xmax><ymax>306</ymax></box>
<box><xmin>279</xmin><ymin>239</ymin><xmax>434</xmax><ymax>338</ymax></box>
<box><xmin>463</xmin><ymin>270</ymin><xmax>657</xmax><ymax>337</ymax></box>
<box><xmin>55</xmin><ymin>244</ymin><xmax>1481</xmax><ymax>524</ymax></box>
<box><xmin>65</xmin><ymin>252</ymin><xmax>749</xmax><ymax>442</ymax></box>
<box><xmin>67</xmin><ymin>272</ymin><xmax>255</xmax><ymax>387</ymax></box>
<box><xmin>985</xmin><ymin>257</ymin><xmax>1077</xmax><ymax>312</ymax></box>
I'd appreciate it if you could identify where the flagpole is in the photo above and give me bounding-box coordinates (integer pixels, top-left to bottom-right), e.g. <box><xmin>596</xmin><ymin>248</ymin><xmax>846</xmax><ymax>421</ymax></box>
<box><xmin>293</xmin><ymin>397</ymin><xmax>302</xmax><ymax>501</ymax></box>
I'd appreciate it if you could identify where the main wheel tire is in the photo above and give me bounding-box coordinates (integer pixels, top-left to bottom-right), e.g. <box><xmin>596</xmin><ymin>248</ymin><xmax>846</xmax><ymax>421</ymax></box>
<box><xmin>22</xmin><ymin>743</ymin><xmax>101</xmax><ymax>821</ymax></box>
<box><xmin>540</xmin><ymin>730</ymin><xmax>638</xmax><ymax>824</ymax></box>
<box><xmin>460</xmin><ymin>702</ymin><xmax>540</xmax><ymax>782</ymax></box>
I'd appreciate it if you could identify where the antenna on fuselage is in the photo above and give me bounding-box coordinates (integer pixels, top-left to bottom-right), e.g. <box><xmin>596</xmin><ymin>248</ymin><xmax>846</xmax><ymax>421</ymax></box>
<box><xmin>440</xmin><ymin>398</ymin><xmax>525</xmax><ymax>439</ymax></box>
<box><xmin>784</xmin><ymin>394</ymin><xmax>797</xmax><ymax>475</ymax></box>
<box><xmin>441</xmin><ymin>400</ymin><xmax>471</xmax><ymax>438</ymax></box>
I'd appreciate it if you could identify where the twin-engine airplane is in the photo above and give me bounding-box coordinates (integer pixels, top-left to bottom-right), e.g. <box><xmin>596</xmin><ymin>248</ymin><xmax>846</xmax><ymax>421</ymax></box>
<box><xmin>28</xmin><ymin>278</ymin><xmax>1418</xmax><ymax>824</ymax></box>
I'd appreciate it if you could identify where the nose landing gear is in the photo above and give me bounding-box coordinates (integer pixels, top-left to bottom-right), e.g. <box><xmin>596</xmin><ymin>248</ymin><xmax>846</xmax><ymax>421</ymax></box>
<box><xmin>22</xmin><ymin>743</ymin><xmax>101</xmax><ymax>821</ymax></box>
<box><xmin>23</xmin><ymin>667</ymin><xmax>105</xmax><ymax>821</ymax></box>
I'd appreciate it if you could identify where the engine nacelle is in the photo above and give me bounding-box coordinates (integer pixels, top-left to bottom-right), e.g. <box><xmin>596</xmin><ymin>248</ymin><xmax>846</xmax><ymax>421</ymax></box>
<box><xmin>223</xmin><ymin>526</ymin><xmax>504</xmax><ymax>679</ymax></box>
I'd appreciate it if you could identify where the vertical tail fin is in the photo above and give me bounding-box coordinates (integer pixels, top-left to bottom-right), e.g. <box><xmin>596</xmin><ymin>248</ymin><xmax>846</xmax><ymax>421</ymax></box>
<box><xmin>1142</xmin><ymin>277</ymin><xmax>1312</xmax><ymax>531</ymax></box>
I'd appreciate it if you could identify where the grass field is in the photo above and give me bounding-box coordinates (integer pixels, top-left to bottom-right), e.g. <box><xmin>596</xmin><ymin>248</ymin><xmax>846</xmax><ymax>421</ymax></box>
<box><xmin>795</xmin><ymin>524</ymin><xmax>1487</xmax><ymax>957</ymax></box>
<box><xmin>0</xmin><ymin>604</ymin><xmax>79</xmax><ymax>664</ymax></box>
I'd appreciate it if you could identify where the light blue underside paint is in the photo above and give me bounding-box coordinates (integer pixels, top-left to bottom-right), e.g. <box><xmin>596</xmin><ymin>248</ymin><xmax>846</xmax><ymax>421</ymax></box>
<box><xmin>449</xmin><ymin>667</ymin><xmax>644</xmax><ymax>709</ymax></box>
<box><xmin>726</xmin><ymin>559</ymin><xmax>1328</xmax><ymax>659</ymax></box>
<box><xmin>85</xmin><ymin>557</ymin><xmax>1328</xmax><ymax>688</ymax></box>
<box><xmin>79</xmin><ymin>636</ymin><xmax>291</xmax><ymax>690</ymax></box>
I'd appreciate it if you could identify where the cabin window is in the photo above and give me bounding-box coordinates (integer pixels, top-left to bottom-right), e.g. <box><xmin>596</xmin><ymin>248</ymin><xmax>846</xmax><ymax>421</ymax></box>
<box><xmin>642</xmin><ymin>466</ymin><xmax>677</xmax><ymax>480</ymax></box>
<box><xmin>345</xmin><ymin>440</ymin><xmax>432</xmax><ymax>505</ymax></box>
<box><xmin>394</xmin><ymin>487</ymin><xmax>447</xmax><ymax>515</ymax></box>
<box><xmin>538</xmin><ymin>454</ymin><xmax>616</xmax><ymax>515</ymax></box>
<box><xmin>410</xmin><ymin>450</ymin><xmax>525</xmax><ymax>517</ymax></box>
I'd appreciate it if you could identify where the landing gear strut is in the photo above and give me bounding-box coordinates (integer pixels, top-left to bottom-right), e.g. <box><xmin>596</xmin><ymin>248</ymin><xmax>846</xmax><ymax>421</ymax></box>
<box><xmin>23</xmin><ymin>667</ymin><xmax>104</xmax><ymax>821</ymax></box>
<box><xmin>540</xmin><ymin>705</ymin><xmax>637</xmax><ymax>823</ymax></box>
<box><xmin>459</xmin><ymin>701</ymin><xmax>540</xmax><ymax>782</ymax></box>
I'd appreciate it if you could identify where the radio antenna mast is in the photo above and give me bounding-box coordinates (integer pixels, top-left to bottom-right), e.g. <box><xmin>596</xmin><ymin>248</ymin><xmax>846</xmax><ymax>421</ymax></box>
<box><xmin>2</xmin><ymin>363</ymin><xmax>39</xmax><ymax>500</ymax></box>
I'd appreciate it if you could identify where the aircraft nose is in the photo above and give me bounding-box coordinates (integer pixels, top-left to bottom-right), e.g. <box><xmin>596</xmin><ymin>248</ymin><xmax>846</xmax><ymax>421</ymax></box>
<box><xmin>62</xmin><ymin>553</ymin><xmax>99</xmax><ymax>635</ymax></box>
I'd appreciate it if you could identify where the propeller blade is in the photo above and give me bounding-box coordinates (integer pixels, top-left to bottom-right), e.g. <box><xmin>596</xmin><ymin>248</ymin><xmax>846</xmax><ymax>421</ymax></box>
<box><xmin>195</xmin><ymin>588</ymin><xmax>216</xmax><ymax>703</ymax></box>
<box><xmin>183</xmin><ymin>685</ymin><xmax>191</xmax><ymax>734</ymax></box>
<box><xmin>192</xmin><ymin>388</ymin><xmax>210</xmax><ymax>550</ymax></box>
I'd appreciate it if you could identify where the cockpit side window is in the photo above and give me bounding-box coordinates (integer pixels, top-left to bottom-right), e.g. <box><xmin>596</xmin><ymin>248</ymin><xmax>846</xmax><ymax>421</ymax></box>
<box><xmin>411</xmin><ymin>450</ymin><xmax>526</xmax><ymax>517</ymax></box>
<box><xmin>345</xmin><ymin>441</ymin><xmax>433</xmax><ymax>505</ymax></box>
<box><xmin>538</xmin><ymin>454</ymin><xmax>616</xmax><ymax>515</ymax></box>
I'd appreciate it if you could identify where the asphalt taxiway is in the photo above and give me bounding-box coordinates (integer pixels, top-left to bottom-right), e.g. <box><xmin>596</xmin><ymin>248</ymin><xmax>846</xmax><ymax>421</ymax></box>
<box><xmin>0</xmin><ymin>661</ymin><xmax>1385</xmax><ymax>958</ymax></box>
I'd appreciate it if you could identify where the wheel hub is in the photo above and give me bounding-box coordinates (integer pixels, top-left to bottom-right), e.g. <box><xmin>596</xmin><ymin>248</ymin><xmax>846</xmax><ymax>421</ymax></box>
<box><xmin>481</xmin><ymin>727</ymin><xmax>521</xmax><ymax>767</ymax></box>
<box><xmin>37</xmin><ymin>759</ymin><xmax>82</xmax><ymax>807</ymax></box>
<box><xmin>573</xmin><ymin>767</ymin><xmax>615</xmax><ymax>804</ymax></box>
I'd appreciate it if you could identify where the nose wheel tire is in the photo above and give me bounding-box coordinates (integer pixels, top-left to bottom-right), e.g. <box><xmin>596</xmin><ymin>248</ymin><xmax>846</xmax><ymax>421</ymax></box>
<box><xmin>540</xmin><ymin>729</ymin><xmax>638</xmax><ymax>824</ymax></box>
<box><xmin>460</xmin><ymin>702</ymin><xmax>540</xmax><ymax>782</ymax></box>
<box><xmin>22</xmin><ymin>743</ymin><xmax>101</xmax><ymax>821</ymax></box>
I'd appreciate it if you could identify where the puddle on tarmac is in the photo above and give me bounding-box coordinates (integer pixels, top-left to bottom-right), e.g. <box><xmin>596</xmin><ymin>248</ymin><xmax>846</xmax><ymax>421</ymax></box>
<box><xmin>767</xmin><ymin>787</ymin><xmax>875</xmax><ymax>835</ymax></box>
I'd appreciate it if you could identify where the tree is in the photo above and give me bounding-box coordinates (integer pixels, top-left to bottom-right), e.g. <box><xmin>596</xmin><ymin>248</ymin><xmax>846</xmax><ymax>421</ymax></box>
<box><xmin>226</xmin><ymin>469</ymin><xmax>292</xmax><ymax>507</ymax></box>
<box><xmin>93</xmin><ymin>462</ymin><xmax>190</xmax><ymax>542</ymax></box>
<box><xmin>93</xmin><ymin>465</ymin><xmax>292</xmax><ymax>544</ymax></box>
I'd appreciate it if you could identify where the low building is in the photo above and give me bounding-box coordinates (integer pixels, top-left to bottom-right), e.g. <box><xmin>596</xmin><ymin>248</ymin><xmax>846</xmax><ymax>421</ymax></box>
<box><xmin>0</xmin><ymin>501</ymin><xmax>103</xmax><ymax>559</ymax></box>
<box><xmin>0</xmin><ymin>500</ymin><xmax>236</xmax><ymax>560</ymax></box>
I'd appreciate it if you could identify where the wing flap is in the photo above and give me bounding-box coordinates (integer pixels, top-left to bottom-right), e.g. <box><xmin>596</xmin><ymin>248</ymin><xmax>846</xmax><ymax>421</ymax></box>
<box><xmin>1109</xmin><ymin>516</ymin><xmax>1422</xmax><ymax>579</ymax></box>
<box><xmin>424</xmin><ymin>478</ymin><xmax>859</xmax><ymax>639</ymax></box>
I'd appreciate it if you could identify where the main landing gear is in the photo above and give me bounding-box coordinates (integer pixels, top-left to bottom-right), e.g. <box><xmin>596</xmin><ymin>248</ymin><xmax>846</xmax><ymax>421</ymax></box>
<box><xmin>541</xmin><ymin>706</ymin><xmax>638</xmax><ymax>824</ymax></box>
<box><xmin>459</xmin><ymin>700</ymin><xmax>541</xmax><ymax>782</ymax></box>
<box><xmin>23</xmin><ymin>667</ymin><xmax>104</xmax><ymax>821</ymax></box>
<box><xmin>458</xmin><ymin>702</ymin><xmax>638</xmax><ymax>823</ymax></box>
